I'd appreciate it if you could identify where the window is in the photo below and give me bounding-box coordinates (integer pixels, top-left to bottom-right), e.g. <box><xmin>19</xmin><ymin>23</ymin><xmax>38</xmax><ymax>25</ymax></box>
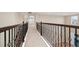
<box><xmin>71</xmin><ymin>16</ymin><xmax>78</xmax><ymax>25</ymax></box>
<box><xmin>28</xmin><ymin>16</ymin><xmax>35</xmax><ymax>22</ymax></box>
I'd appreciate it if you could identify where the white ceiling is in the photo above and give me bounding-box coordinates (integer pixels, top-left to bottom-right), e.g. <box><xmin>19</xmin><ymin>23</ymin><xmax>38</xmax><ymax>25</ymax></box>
<box><xmin>34</xmin><ymin>12</ymin><xmax>79</xmax><ymax>16</ymax></box>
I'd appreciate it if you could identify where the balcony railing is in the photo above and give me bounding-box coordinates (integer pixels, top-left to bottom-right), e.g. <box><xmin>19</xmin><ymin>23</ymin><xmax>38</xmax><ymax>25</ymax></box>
<box><xmin>36</xmin><ymin>22</ymin><xmax>79</xmax><ymax>47</ymax></box>
<box><xmin>0</xmin><ymin>22</ymin><xmax>28</xmax><ymax>47</ymax></box>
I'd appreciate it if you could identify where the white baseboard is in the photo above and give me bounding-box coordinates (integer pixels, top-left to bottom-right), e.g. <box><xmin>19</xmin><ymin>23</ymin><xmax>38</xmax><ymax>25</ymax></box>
<box><xmin>37</xmin><ymin>32</ymin><xmax>52</xmax><ymax>47</ymax></box>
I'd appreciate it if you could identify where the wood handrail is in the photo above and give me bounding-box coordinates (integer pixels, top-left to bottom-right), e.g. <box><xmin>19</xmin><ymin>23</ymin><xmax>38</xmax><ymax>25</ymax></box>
<box><xmin>0</xmin><ymin>23</ymin><xmax>27</xmax><ymax>33</ymax></box>
<box><xmin>42</xmin><ymin>22</ymin><xmax>79</xmax><ymax>28</ymax></box>
<box><xmin>0</xmin><ymin>22</ymin><xmax>28</xmax><ymax>47</ymax></box>
<box><xmin>36</xmin><ymin>22</ymin><xmax>79</xmax><ymax>47</ymax></box>
<box><xmin>0</xmin><ymin>24</ymin><xmax>19</xmax><ymax>33</ymax></box>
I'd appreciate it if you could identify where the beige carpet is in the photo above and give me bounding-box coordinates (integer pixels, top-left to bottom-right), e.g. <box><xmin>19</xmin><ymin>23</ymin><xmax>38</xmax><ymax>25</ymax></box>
<box><xmin>22</xmin><ymin>20</ymin><xmax>48</xmax><ymax>47</ymax></box>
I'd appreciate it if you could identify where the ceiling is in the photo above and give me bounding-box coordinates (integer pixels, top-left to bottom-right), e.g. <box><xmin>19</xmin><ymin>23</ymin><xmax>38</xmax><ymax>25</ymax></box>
<box><xmin>19</xmin><ymin>12</ymin><xmax>79</xmax><ymax>16</ymax></box>
<box><xmin>34</xmin><ymin>12</ymin><xmax>79</xmax><ymax>16</ymax></box>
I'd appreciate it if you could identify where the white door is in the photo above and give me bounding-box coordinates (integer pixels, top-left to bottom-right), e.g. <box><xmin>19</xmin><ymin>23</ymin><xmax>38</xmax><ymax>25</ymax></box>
<box><xmin>28</xmin><ymin>16</ymin><xmax>35</xmax><ymax>23</ymax></box>
<box><xmin>28</xmin><ymin>16</ymin><xmax>36</xmax><ymax>28</ymax></box>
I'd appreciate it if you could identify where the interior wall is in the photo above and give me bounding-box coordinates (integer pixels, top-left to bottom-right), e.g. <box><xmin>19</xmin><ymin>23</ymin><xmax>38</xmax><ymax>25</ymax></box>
<box><xmin>17</xmin><ymin>12</ymin><xmax>28</xmax><ymax>24</ymax></box>
<box><xmin>0</xmin><ymin>12</ymin><xmax>26</xmax><ymax>47</ymax></box>
<box><xmin>35</xmin><ymin>14</ymin><xmax>65</xmax><ymax>24</ymax></box>
<box><xmin>65</xmin><ymin>15</ymin><xmax>79</xmax><ymax>26</ymax></box>
<box><xmin>0</xmin><ymin>12</ymin><xmax>19</xmax><ymax>28</ymax></box>
<box><xmin>0</xmin><ymin>12</ymin><xmax>28</xmax><ymax>28</ymax></box>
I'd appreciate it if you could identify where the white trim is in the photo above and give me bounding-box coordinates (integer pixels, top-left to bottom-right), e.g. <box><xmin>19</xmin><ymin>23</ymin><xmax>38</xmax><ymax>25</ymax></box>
<box><xmin>42</xmin><ymin>36</ymin><xmax>53</xmax><ymax>47</ymax></box>
<box><xmin>41</xmin><ymin>36</ymin><xmax>51</xmax><ymax>47</ymax></box>
<box><xmin>22</xmin><ymin>29</ymin><xmax>29</xmax><ymax>47</ymax></box>
<box><xmin>37</xmin><ymin>31</ymin><xmax>51</xmax><ymax>47</ymax></box>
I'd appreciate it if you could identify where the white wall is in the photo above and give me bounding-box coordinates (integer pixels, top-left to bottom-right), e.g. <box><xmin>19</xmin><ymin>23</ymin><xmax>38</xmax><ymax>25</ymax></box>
<box><xmin>0</xmin><ymin>12</ymin><xmax>26</xmax><ymax>47</ymax></box>
<box><xmin>0</xmin><ymin>12</ymin><xmax>20</xmax><ymax>28</ymax></box>
<box><xmin>17</xmin><ymin>12</ymin><xmax>28</xmax><ymax>24</ymax></box>
<box><xmin>35</xmin><ymin>14</ymin><xmax>65</xmax><ymax>24</ymax></box>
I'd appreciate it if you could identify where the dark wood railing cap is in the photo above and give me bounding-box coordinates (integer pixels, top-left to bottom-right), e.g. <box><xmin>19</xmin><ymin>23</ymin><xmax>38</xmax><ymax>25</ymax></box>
<box><xmin>41</xmin><ymin>22</ymin><xmax>79</xmax><ymax>28</ymax></box>
<box><xmin>0</xmin><ymin>24</ymin><xmax>19</xmax><ymax>33</ymax></box>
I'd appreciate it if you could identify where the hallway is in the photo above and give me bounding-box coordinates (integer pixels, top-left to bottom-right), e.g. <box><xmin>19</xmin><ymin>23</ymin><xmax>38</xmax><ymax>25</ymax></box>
<box><xmin>0</xmin><ymin>12</ymin><xmax>79</xmax><ymax>47</ymax></box>
<box><xmin>22</xmin><ymin>18</ymin><xmax>50</xmax><ymax>47</ymax></box>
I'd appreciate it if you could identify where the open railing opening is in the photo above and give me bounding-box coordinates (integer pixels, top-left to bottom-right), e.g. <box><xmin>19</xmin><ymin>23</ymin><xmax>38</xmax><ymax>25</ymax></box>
<box><xmin>36</xmin><ymin>22</ymin><xmax>79</xmax><ymax>47</ymax></box>
<box><xmin>0</xmin><ymin>22</ymin><xmax>28</xmax><ymax>47</ymax></box>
